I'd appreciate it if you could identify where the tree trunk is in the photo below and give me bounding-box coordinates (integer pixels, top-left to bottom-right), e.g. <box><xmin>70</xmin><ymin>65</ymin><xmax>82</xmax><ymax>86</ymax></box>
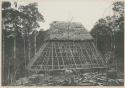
<box><xmin>34</xmin><ymin>35</ymin><xmax>36</xmax><ymax>55</ymax></box>
<box><xmin>23</xmin><ymin>38</ymin><xmax>27</xmax><ymax>77</ymax></box>
<box><xmin>8</xmin><ymin>57</ymin><xmax>10</xmax><ymax>84</ymax></box>
<box><xmin>28</xmin><ymin>37</ymin><xmax>30</xmax><ymax>62</ymax></box>
<box><xmin>24</xmin><ymin>38</ymin><xmax>26</xmax><ymax>67</ymax></box>
<box><xmin>27</xmin><ymin>33</ymin><xmax>31</xmax><ymax>77</ymax></box>
<box><xmin>2</xmin><ymin>20</ymin><xmax>5</xmax><ymax>85</ymax></box>
<box><xmin>13</xmin><ymin>37</ymin><xmax>16</xmax><ymax>83</ymax></box>
<box><xmin>2</xmin><ymin>32</ymin><xmax>5</xmax><ymax>84</ymax></box>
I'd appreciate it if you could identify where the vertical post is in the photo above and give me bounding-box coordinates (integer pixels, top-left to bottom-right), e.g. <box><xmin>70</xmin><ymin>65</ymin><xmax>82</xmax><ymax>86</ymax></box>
<box><xmin>34</xmin><ymin>34</ymin><xmax>37</xmax><ymax>55</ymax></box>
<box><xmin>112</xmin><ymin>12</ymin><xmax>117</xmax><ymax>79</ymax></box>
<box><xmin>23</xmin><ymin>37</ymin><xmax>27</xmax><ymax>76</ymax></box>
<box><xmin>34</xmin><ymin>31</ymin><xmax>38</xmax><ymax>55</ymax></box>
<box><xmin>13</xmin><ymin>37</ymin><xmax>16</xmax><ymax>83</ymax></box>
<box><xmin>8</xmin><ymin>56</ymin><xmax>10</xmax><ymax>85</ymax></box>
<box><xmin>13</xmin><ymin>16</ymin><xmax>17</xmax><ymax>82</ymax></box>
<box><xmin>28</xmin><ymin>37</ymin><xmax>30</xmax><ymax>61</ymax></box>
<box><xmin>106</xmin><ymin>64</ymin><xmax>109</xmax><ymax>85</ymax></box>
<box><xmin>2</xmin><ymin>21</ymin><xmax>5</xmax><ymax>85</ymax></box>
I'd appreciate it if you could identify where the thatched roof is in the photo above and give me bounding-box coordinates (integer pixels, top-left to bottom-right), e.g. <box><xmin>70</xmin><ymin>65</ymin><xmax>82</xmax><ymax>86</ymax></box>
<box><xmin>46</xmin><ymin>21</ymin><xmax>93</xmax><ymax>41</ymax></box>
<box><xmin>27</xmin><ymin>21</ymin><xmax>106</xmax><ymax>72</ymax></box>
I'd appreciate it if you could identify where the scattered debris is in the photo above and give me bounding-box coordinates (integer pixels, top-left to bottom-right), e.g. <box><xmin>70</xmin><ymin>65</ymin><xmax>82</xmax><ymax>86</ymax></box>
<box><xmin>14</xmin><ymin>72</ymin><xmax>124</xmax><ymax>86</ymax></box>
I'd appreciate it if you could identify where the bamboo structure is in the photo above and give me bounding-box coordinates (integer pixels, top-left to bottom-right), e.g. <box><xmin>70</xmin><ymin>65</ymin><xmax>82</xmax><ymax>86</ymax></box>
<box><xmin>27</xmin><ymin>21</ymin><xmax>107</xmax><ymax>73</ymax></box>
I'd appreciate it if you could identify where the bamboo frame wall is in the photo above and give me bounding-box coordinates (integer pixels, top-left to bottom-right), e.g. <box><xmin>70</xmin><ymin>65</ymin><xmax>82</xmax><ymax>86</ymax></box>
<box><xmin>27</xmin><ymin>40</ymin><xmax>107</xmax><ymax>72</ymax></box>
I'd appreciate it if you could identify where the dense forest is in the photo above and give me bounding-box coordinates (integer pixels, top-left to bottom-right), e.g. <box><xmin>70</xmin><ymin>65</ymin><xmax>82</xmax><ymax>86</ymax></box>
<box><xmin>90</xmin><ymin>1</ymin><xmax>124</xmax><ymax>72</ymax></box>
<box><xmin>2</xmin><ymin>1</ymin><xmax>46</xmax><ymax>85</ymax></box>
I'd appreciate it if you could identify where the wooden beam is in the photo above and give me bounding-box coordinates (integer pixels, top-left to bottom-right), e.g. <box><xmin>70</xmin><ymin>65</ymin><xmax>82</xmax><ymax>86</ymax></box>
<box><xmin>69</xmin><ymin>41</ymin><xmax>77</xmax><ymax>68</ymax></box>
<box><xmin>31</xmin><ymin>65</ymin><xmax>107</xmax><ymax>72</ymax></box>
<box><xmin>88</xmin><ymin>42</ymin><xmax>99</xmax><ymax>66</ymax></box>
<box><xmin>59</xmin><ymin>42</ymin><xmax>65</xmax><ymax>68</ymax></box>
<box><xmin>27</xmin><ymin>42</ymin><xmax>48</xmax><ymax>70</ymax></box>
<box><xmin>74</xmin><ymin>42</ymin><xmax>84</xmax><ymax>66</ymax></box>
<box><xmin>76</xmin><ymin>42</ymin><xmax>86</xmax><ymax>64</ymax></box>
<box><xmin>78</xmin><ymin>42</ymin><xmax>88</xmax><ymax>64</ymax></box>
<box><xmin>55</xmin><ymin>43</ymin><xmax>60</xmax><ymax>69</ymax></box>
<box><xmin>84</xmin><ymin>47</ymin><xmax>93</xmax><ymax>68</ymax></box>
<box><xmin>44</xmin><ymin>49</ymin><xmax>51</xmax><ymax>71</ymax></box>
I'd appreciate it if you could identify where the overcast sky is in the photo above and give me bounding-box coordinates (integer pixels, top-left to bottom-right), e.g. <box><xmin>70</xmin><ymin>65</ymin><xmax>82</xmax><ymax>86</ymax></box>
<box><xmin>38</xmin><ymin>0</ymin><xmax>113</xmax><ymax>31</ymax></box>
<box><xmin>4</xmin><ymin>0</ymin><xmax>122</xmax><ymax>31</ymax></box>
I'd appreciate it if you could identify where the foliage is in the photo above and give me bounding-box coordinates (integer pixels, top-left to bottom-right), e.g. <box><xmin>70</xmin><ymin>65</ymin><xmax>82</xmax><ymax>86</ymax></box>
<box><xmin>18</xmin><ymin>3</ymin><xmax>44</xmax><ymax>33</ymax></box>
<box><xmin>2</xmin><ymin>1</ymin><xmax>11</xmax><ymax>9</ymax></box>
<box><xmin>112</xmin><ymin>1</ymin><xmax>124</xmax><ymax>15</ymax></box>
<box><xmin>90</xmin><ymin>1</ymin><xmax>124</xmax><ymax>67</ymax></box>
<box><xmin>2</xmin><ymin>1</ymin><xmax>44</xmax><ymax>85</ymax></box>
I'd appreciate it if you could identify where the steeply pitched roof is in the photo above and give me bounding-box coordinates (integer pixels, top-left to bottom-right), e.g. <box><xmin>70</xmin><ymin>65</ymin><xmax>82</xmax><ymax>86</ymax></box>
<box><xmin>46</xmin><ymin>21</ymin><xmax>93</xmax><ymax>41</ymax></box>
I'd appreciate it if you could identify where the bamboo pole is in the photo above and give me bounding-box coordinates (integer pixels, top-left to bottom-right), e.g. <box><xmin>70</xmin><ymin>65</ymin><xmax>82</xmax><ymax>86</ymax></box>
<box><xmin>74</xmin><ymin>42</ymin><xmax>83</xmax><ymax>65</ymax></box>
<box><xmin>69</xmin><ymin>41</ymin><xmax>77</xmax><ymax>68</ymax></box>
<box><xmin>84</xmin><ymin>43</ymin><xmax>93</xmax><ymax>69</ymax></box>
<box><xmin>89</xmin><ymin>42</ymin><xmax>100</xmax><ymax>66</ymax></box>
<box><xmin>55</xmin><ymin>43</ymin><xmax>60</xmax><ymax>69</ymax></box>
<box><xmin>79</xmin><ymin>43</ymin><xmax>88</xmax><ymax>64</ymax></box>
<box><xmin>59</xmin><ymin>42</ymin><xmax>65</xmax><ymax>69</ymax></box>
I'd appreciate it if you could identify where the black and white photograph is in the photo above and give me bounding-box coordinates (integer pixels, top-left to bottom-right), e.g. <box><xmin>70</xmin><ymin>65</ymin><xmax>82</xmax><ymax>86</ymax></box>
<box><xmin>1</xmin><ymin>0</ymin><xmax>124</xmax><ymax>86</ymax></box>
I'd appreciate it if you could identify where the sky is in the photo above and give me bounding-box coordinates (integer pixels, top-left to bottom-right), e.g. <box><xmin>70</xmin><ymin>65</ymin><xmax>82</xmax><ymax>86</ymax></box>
<box><xmin>3</xmin><ymin>0</ymin><xmax>122</xmax><ymax>31</ymax></box>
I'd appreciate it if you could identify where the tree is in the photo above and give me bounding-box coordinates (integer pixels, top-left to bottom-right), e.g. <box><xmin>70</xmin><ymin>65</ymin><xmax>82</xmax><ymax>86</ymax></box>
<box><xmin>112</xmin><ymin>1</ymin><xmax>124</xmax><ymax>16</ymax></box>
<box><xmin>2</xmin><ymin>1</ymin><xmax>24</xmax><ymax>84</ymax></box>
<box><xmin>90</xmin><ymin>17</ymin><xmax>112</xmax><ymax>54</ymax></box>
<box><xmin>18</xmin><ymin>2</ymin><xmax>44</xmax><ymax>62</ymax></box>
<box><xmin>90</xmin><ymin>1</ymin><xmax>124</xmax><ymax>72</ymax></box>
<box><xmin>2</xmin><ymin>1</ymin><xmax>44</xmax><ymax>85</ymax></box>
<box><xmin>112</xmin><ymin>1</ymin><xmax>124</xmax><ymax>70</ymax></box>
<box><xmin>2</xmin><ymin>1</ymin><xmax>11</xmax><ymax>9</ymax></box>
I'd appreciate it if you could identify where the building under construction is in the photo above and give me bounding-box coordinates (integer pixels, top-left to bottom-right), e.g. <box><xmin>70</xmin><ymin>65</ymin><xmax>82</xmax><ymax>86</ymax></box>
<box><xmin>27</xmin><ymin>21</ymin><xmax>107</xmax><ymax>73</ymax></box>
